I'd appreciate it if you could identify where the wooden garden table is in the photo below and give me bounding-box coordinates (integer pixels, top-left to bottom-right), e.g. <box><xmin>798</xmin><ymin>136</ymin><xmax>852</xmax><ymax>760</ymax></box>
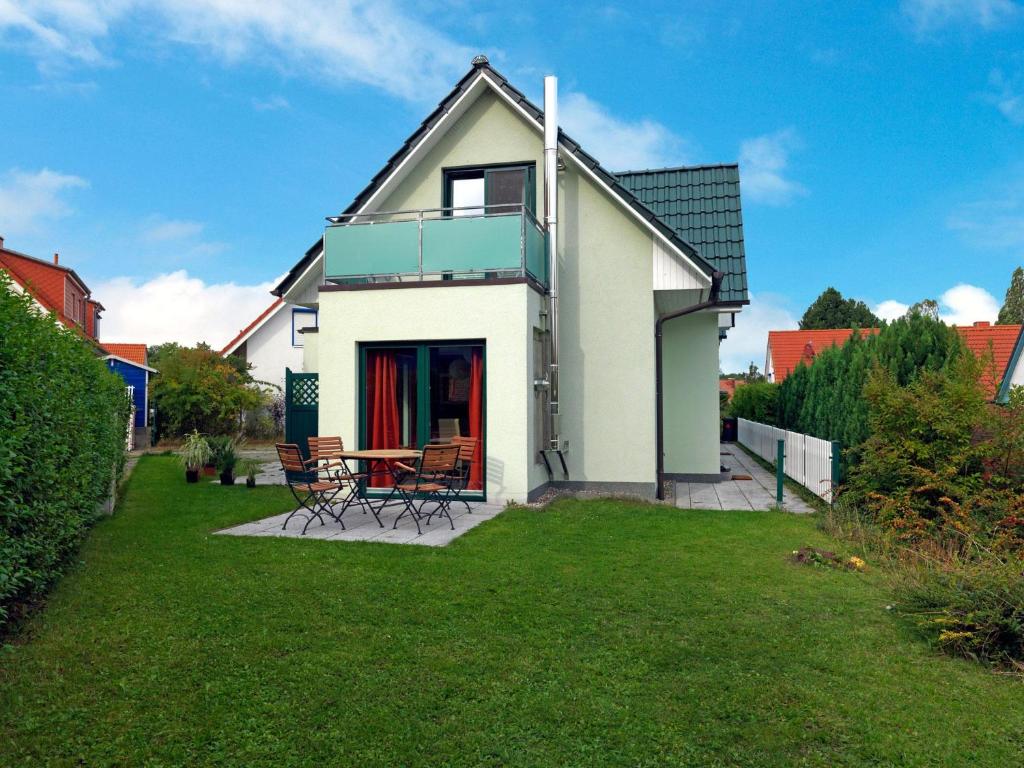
<box><xmin>335</xmin><ymin>449</ymin><xmax>422</xmax><ymax>526</ymax></box>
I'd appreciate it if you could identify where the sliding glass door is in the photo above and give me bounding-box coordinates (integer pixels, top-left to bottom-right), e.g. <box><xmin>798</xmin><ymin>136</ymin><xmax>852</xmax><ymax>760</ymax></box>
<box><xmin>360</xmin><ymin>341</ymin><xmax>485</xmax><ymax>497</ymax></box>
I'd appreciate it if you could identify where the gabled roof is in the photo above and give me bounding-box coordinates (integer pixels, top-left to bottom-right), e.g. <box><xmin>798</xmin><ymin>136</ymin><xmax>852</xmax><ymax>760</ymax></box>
<box><xmin>102</xmin><ymin>353</ymin><xmax>158</xmax><ymax>374</ymax></box>
<box><xmin>616</xmin><ymin>165</ymin><xmax>747</xmax><ymax>303</ymax></box>
<box><xmin>274</xmin><ymin>57</ymin><xmax>737</xmax><ymax>299</ymax></box>
<box><xmin>955</xmin><ymin>322</ymin><xmax>1021</xmax><ymax>398</ymax></box>
<box><xmin>997</xmin><ymin>325</ymin><xmax>1024</xmax><ymax>404</ymax></box>
<box><xmin>767</xmin><ymin>328</ymin><xmax>880</xmax><ymax>382</ymax></box>
<box><xmin>101</xmin><ymin>343</ymin><xmax>148</xmax><ymax>367</ymax></box>
<box><xmin>221</xmin><ymin>298</ymin><xmax>284</xmax><ymax>356</ymax></box>
<box><xmin>0</xmin><ymin>244</ymin><xmax>91</xmax><ymax>296</ymax></box>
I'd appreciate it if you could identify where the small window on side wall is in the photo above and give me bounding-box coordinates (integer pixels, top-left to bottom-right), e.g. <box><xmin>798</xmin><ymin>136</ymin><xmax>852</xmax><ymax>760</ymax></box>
<box><xmin>292</xmin><ymin>308</ymin><xmax>317</xmax><ymax>347</ymax></box>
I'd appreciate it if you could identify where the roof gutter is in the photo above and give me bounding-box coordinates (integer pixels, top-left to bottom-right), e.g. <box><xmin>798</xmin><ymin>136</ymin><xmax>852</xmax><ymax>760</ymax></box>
<box><xmin>655</xmin><ymin>271</ymin><xmax>724</xmax><ymax>501</ymax></box>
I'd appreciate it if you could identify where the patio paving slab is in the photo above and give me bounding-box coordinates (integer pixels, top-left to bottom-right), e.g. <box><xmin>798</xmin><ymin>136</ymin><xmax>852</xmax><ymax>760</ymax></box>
<box><xmin>216</xmin><ymin>497</ymin><xmax>507</xmax><ymax>547</ymax></box>
<box><xmin>675</xmin><ymin>443</ymin><xmax>815</xmax><ymax>514</ymax></box>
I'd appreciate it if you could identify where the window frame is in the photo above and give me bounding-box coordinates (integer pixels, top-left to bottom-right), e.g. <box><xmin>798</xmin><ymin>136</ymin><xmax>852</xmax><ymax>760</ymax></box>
<box><xmin>441</xmin><ymin>162</ymin><xmax>536</xmax><ymax>217</ymax></box>
<box><xmin>291</xmin><ymin>308</ymin><xmax>318</xmax><ymax>347</ymax></box>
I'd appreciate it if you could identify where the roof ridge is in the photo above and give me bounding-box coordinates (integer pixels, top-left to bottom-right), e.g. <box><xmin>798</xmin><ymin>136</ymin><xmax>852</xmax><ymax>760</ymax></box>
<box><xmin>614</xmin><ymin>163</ymin><xmax>740</xmax><ymax>176</ymax></box>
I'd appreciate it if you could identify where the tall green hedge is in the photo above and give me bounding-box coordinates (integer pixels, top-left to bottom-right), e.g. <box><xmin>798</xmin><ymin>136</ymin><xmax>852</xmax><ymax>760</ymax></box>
<box><xmin>0</xmin><ymin>272</ymin><xmax>129</xmax><ymax>630</ymax></box>
<box><xmin>777</xmin><ymin>314</ymin><xmax>963</xmax><ymax>461</ymax></box>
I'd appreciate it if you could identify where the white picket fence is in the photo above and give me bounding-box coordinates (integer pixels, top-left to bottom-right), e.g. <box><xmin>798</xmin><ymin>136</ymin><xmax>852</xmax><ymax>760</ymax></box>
<box><xmin>737</xmin><ymin>418</ymin><xmax>838</xmax><ymax>502</ymax></box>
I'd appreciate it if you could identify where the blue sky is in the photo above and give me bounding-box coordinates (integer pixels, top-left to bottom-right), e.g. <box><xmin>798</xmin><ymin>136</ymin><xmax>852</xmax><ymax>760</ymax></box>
<box><xmin>1</xmin><ymin>0</ymin><xmax>1023</xmax><ymax>369</ymax></box>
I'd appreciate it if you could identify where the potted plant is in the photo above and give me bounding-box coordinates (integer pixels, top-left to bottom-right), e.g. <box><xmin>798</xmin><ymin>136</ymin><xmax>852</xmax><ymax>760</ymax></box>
<box><xmin>204</xmin><ymin>436</ymin><xmax>227</xmax><ymax>476</ymax></box>
<box><xmin>212</xmin><ymin>436</ymin><xmax>241</xmax><ymax>486</ymax></box>
<box><xmin>244</xmin><ymin>460</ymin><xmax>258</xmax><ymax>489</ymax></box>
<box><xmin>180</xmin><ymin>430</ymin><xmax>211</xmax><ymax>483</ymax></box>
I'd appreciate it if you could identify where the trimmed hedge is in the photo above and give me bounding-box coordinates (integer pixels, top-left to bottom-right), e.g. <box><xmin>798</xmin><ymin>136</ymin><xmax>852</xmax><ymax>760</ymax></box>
<box><xmin>0</xmin><ymin>272</ymin><xmax>129</xmax><ymax>631</ymax></box>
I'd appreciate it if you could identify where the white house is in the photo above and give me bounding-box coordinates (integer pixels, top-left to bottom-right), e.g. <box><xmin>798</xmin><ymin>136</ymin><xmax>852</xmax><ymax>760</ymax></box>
<box><xmin>221</xmin><ymin>298</ymin><xmax>318</xmax><ymax>392</ymax></box>
<box><xmin>272</xmin><ymin>57</ymin><xmax>749</xmax><ymax>503</ymax></box>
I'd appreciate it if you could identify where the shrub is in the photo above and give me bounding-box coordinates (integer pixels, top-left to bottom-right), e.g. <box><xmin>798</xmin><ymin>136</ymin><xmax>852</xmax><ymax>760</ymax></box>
<box><xmin>148</xmin><ymin>344</ymin><xmax>264</xmax><ymax>437</ymax></box>
<box><xmin>0</xmin><ymin>273</ymin><xmax>129</xmax><ymax>631</ymax></box>
<box><xmin>897</xmin><ymin>546</ymin><xmax>1024</xmax><ymax>667</ymax></box>
<box><xmin>728</xmin><ymin>381</ymin><xmax>779</xmax><ymax>424</ymax></box>
<box><xmin>777</xmin><ymin>314</ymin><xmax>963</xmax><ymax>465</ymax></box>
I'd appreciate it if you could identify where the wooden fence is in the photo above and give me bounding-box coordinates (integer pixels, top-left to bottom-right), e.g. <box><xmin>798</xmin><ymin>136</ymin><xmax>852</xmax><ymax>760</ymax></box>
<box><xmin>737</xmin><ymin>418</ymin><xmax>839</xmax><ymax>502</ymax></box>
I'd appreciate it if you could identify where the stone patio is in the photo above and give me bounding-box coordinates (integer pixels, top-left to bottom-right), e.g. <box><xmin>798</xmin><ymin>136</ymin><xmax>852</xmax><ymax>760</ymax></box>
<box><xmin>675</xmin><ymin>443</ymin><xmax>815</xmax><ymax>513</ymax></box>
<box><xmin>216</xmin><ymin>495</ymin><xmax>507</xmax><ymax>547</ymax></box>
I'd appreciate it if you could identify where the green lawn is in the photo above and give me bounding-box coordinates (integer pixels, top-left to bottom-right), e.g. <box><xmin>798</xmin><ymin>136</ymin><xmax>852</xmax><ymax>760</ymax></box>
<box><xmin>3</xmin><ymin>456</ymin><xmax>1023</xmax><ymax>767</ymax></box>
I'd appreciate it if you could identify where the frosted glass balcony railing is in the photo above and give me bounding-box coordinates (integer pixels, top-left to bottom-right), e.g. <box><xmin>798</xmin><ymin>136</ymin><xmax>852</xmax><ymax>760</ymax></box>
<box><xmin>324</xmin><ymin>205</ymin><xmax>548</xmax><ymax>288</ymax></box>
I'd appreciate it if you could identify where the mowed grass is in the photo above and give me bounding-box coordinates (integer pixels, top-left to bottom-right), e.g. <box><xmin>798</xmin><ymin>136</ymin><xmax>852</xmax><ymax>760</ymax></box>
<box><xmin>2</xmin><ymin>457</ymin><xmax>1023</xmax><ymax>767</ymax></box>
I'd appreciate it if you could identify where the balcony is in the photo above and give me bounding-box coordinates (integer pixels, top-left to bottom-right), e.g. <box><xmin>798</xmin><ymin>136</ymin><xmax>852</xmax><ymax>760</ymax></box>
<box><xmin>324</xmin><ymin>205</ymin><xmax>548</xmax><ymax>288</ymax></box>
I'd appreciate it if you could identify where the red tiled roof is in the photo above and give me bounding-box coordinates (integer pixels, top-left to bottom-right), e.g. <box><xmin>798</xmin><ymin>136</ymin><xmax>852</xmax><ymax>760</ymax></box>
<box><xmin>0</xmin><ymin>244</ymin><xmax>98</xmax><ymax>339</ymax></box>
<box><xmin>719</xmin><ymin>378</ymin><xmax>746</xmax><ymax>400</ymax></box>
<box><xmin>955</xmin><ymin>322</ymin><xmax>1022</xmax><ymax>396</ymax></box>
<box><xmin>767</xmin><ymin>328</ymin><xmax>880</xmax><ymax>383</ymax></box>
<box><xmin>221</xmin><ymin>298</ymin><xmax>283</xmax><ymax>355</ymax></box>
<box><xmin>101</xmin><ymin>343</ymin><xmax>148</xmax><ymax>366</ymax></box>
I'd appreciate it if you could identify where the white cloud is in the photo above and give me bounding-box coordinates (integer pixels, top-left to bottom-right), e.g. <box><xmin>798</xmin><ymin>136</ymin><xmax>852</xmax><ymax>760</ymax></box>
<box><xmin>719</xmin><ymin>292</ymin><xmax>799</xmax><ymax>374</ymax></box>
<box><xmin>0</xmin><ymin>1</ymin><xmax>475</xmax><ymax>101</ymax></box>
<box><xmin>874</xmin><ymin>299</ymin><xmax>910</xmax><ymax>321</ymax></box>
<box><xmin>872</xmin><ymin>283</ymin><xmax>1000</xmax><ymax>325</ymax></box>
<box><xmin>140</xmin><ymin>216</ymin><xmax>205</xmax><ymax>242</ymax></box>
<box><xmin>94</xmin><ymin>269</ymin><xmax>282</xmax><ymax>347</ymax></box>
<box><xmin>738</xmin><ymin>129</ymin><xmax>806</xmax><ymax>205</ymax></box>
<box><xmin>901</xmin><ymin>0</ymin><xmax>1020</xmax><ymax>33</ymax></box>
<box><xmin>0</xmin><ymin>167</ymin><xmax>87</xmax><ymax>235</ymax></box>
<box><xmin>252</xmin><ymin>94</ymin><xmax>289</xmax><ymax>111</ymax></box>
<box><xmin>986</xmin><ymin>68</ymin><xmax>1024</xmax><ymax>124</ymax></box>
<box><xmin>560</xmin><ymin>91</ymin><xmax>690</xmax><ymax>170</ymax></box>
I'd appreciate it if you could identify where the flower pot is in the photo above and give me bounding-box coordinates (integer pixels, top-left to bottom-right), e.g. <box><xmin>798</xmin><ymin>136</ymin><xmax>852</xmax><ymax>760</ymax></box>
<box><xmin>202</xmin><ymin>463</ymin><xmax>216</xmax><ymax>477</ymax></box>
<box><xmin>220</xmin><ymin>471</ymin><xmax>235</xmax><ymax>486</ymax></box>
<box><xmin>185</xmin><ymin>468</ymin><xmax>200</xmax><ymax>484</ymax></box>
<box><xmin>246</xmin><ymin>477</ymin><xmax>257</xmax><ymax>488</ymax></box>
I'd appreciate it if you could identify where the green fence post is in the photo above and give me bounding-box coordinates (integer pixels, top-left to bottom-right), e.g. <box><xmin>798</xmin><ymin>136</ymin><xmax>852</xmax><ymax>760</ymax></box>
<box><xmin>776</xmin><ymin>439</ymin><xmax>785</xmax><ymax>506</ymax></box>
<box><xmin>830</xmin><ymin>440</ymin><xmax>841</xmax><ymax>504</ymax></box>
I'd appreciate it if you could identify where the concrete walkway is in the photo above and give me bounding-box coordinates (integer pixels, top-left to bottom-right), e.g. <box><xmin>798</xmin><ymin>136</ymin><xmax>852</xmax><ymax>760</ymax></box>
<box><xmin>675</xmin><ymin>443</ymin><xmax>815</xmax><ymax>513</ymax></box>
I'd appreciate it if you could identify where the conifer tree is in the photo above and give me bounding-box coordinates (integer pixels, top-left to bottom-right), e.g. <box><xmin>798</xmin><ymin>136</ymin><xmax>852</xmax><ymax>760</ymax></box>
<box><xmin>998</xmin><ymin>267</ymin><xmax>1024</xmax><ymax>325</ymax></box>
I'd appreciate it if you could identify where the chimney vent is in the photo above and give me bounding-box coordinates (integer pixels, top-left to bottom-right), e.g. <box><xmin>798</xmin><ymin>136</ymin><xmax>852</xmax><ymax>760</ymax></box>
<box><xmin>53</xmin><ymin>252</ymin><xmax>59</xmax><ymax>265</ymax></box>
<box><xmin>974</xmin><ymin>321</ymin><xmax>991</xmax><ymax>328</ymax></box>
<box><xmin>0</xmin><ymin>235</ymin><xmax>4</xmax><ymax>249</ymax></box>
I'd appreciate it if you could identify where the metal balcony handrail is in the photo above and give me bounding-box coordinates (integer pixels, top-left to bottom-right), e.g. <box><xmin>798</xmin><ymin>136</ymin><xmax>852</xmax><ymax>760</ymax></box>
<box><xmin>326</xmin><ymin>203</ymin><xmax>545</xmax><ymax>230</ymax></box>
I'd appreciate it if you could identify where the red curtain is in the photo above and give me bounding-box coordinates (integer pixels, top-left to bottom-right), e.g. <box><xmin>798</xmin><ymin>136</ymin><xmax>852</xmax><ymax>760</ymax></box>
<box><xmin>468</xmin><ymin>348</ymin><xmax>484</xmax><ymax>490</ymax></box>
<box><xmin>367</xmin><ymin>350</ymin><xmax>399</xmax><ymax>487</ymax></box>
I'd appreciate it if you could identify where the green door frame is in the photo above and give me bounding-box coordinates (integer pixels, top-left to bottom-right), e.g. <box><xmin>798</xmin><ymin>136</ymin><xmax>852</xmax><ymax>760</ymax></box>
<box><xmin>358</xmin><ymin>340</ymin><xmax>487</xmax><ymax>501</ymax></box>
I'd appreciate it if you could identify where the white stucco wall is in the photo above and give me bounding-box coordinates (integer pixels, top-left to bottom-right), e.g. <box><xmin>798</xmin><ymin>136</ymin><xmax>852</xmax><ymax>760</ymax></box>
<box><xmin>302</xmin><ymin>330</ymin><xmax>319</xmax><ymax>374</ymax></box>
<box><xmin>662</xmin><ymin>311</ymin><xmax>722</xmax><ymax>476</ymax></box>
<box><xmin>241</xmin><ymin>305</ymin><xmax>306</xmax><ymax>392</ymax></box>
<box><xmin>318</xmin><ymin>283</ymin><xmax>535</xmax><ymax>504</ymax></box>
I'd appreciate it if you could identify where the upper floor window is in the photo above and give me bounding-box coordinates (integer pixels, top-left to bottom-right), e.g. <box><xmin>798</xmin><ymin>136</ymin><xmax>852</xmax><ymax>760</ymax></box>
<box><xmin>292</xmin><ymin>308</ymin><xmax>317</xmax><ymax>347</ymax></box>
<box><xmin>443</xmin><ymin>163</ymin><xmax>535</xmax><ymax>217</ymax></box>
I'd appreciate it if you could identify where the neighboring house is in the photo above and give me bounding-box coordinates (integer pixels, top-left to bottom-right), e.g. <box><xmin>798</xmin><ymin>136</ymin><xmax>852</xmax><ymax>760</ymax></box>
<box><xmin>957</xmin><ymin>321</ymin><xmax>1022</xmax><ymax>399</ymax></box>
<box><xmin>100</xmin><ymin>344</ymin><xmax>157</xmax><ymax>439</ymax></box>
<box><xmin>719</xmin><ymin>378</ymin><xmax>746</xmax><ymax>401</ymax></box>
<box><xmin>766</xmin><ymin>321</ymin><xmax>1022</xmax><ymax>397</ymax></box>
<box><xmin>766</xmin><ymin>328</ymin><xmax>880</xmax><ymax>383</ymax></box>
<box><xmin>272</xmin><ymin>57</ymin><xmax>749</xmax><ymax>503</ymax></box>
<box><xmin>0</xmin><ymin>235</ymin><xmax>104</xmax><ymax>339</ymax></box>
<box><xmin>997</xmin><ymin>325</ymin><xmax>1024</xmax><ymax>404</ymax></box>
<box><xmin>220</xmin><ymin>298</ymin><xmax>318</xmax><ymax>391</ymax></box>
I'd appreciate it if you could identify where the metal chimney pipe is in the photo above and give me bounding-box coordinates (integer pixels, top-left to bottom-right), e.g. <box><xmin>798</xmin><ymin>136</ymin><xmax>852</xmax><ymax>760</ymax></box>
<box><xmin>543</xmin><ymin>75</ymin><xmax>560</xmax><ymax>452</ymax></box>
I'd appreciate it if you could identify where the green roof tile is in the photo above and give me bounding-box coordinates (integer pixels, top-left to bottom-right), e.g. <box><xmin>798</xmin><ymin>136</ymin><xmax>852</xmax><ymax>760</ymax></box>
<box><xmin>615</xmin><ymin>165</ymin><xmax>749</xmax><ymax>304</ymax></box>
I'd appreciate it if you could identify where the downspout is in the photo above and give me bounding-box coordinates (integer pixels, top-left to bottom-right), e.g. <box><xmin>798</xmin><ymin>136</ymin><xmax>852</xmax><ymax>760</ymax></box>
<box><xmin>655</xmin><ymin>270</ymin><xmax>724</xmax><ymax>500</ymax></box>
<box><xmin>544</xmin><ymin>75</ymin><xmax>562</xmax><ymax>460</ymax></box>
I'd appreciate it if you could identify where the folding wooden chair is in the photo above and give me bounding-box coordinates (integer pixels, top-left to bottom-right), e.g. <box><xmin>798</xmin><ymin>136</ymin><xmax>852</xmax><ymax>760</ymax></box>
<box><xmin>392</xmin><ymin>444</ymin><xmax>461</xmax><ymax>534</ymax></box>
<box><xmin>448</xmin><ymin>436</ymin><xmax>479</xmax><ymax>513</ymax></box>
<box><xmin>276</xmin><ymin>443</ymin><xmax>349</xmax><ymax>535</ymax></box>
<box><xmin>307</xmin><ymin>436</ymin><xmax>378</xmax><ymax>525</ymax></box>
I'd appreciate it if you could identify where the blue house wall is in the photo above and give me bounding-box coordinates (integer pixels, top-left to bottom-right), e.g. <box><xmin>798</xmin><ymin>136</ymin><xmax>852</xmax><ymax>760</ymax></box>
<box><xmin>107</xmin><ymin>359</ymin><xmax>148</xmax><ymax>427</ymax></box>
